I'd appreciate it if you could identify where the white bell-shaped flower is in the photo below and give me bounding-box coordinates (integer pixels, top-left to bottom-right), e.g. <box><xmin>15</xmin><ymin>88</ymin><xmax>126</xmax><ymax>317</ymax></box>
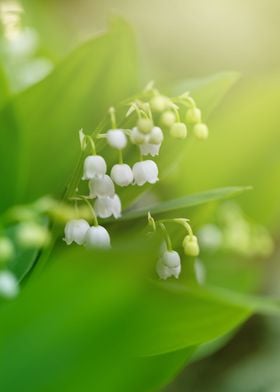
<box><xmin>110</xmin><ymin>164</ymin><xmax>133</xmax><ymax>187</ymax></box>
<box><xmin>149</xmin><ymin>126</ymin><xmax>164</xmax><ymax>144</ymax></box>
<box><xmin>162</xmin><ymin>250</ymin><xmax>181</xmax><ymax>268</ymax></box>
<box><xmin>89</xmin><ymin>175</ymin><xmax>115</xmax><ymax>198</ymax></box>
<box><xmin>130</xmin><ymin>127</ymin><xmax>147</xmax><ymax>145</ymax></box>
<box><xmin>156</xmin><ymin>250</ymin><xmax>181</xmax><ymax>280</ymax></box>
<box><xmin>84</xmin><ymin>225</ymin><xmax>111</xmax><ymax>249</ymax></box>
<box><xmin>133</xmin><ymin>160</ymin><xmax>159</xmax><ymax>186</ymax></box>
<box><xmin>137</xmin><ymin>127</ymin><xmax>163</xmax><ymax>157</ymax></box>
<box><xmin>107</xmin><ymin>129</ymin><xmax>127</xmax><ymax>150</ymax></box>
<box><xmin>0</xmin><ymin>271</ymin><xmax>18</xmax><ymax>298</ymax></box>
<box><xmin>64</xmin><ymin>219</ymin><xmax>90</xmax><ymax>245</ymax></box>
<box><xmin>95</xmin><ymin>195</ymin><xmax>122</xmax><ymax>219</ymax></box>
<box><xmin>82</xmin><ymin>155</ymin><xmax>107</xmax><ymax>180</ymax></box>
<box><xmin>139</xmin><ymin>143</ymin><xmax>161</xmax><ymax>157</ymax></box>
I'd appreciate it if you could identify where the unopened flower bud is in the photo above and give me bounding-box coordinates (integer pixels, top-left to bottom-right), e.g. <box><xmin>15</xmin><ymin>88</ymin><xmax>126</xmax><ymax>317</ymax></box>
<box><xmin>0</xmin><ymin>271</ymin><xmax>18</xmax><ymax>298</ymax></box>
<box><xmin>150</xmin><ymin>95</ymin><xmax>169</xmax><ymax>112</ymax></box>
<box><xmin>110</xmin><ymin>164</ymin><xmax>133</xmax><ymax>187</ymax></box>
<box><xmin>137</xmin><ymin>118</ymin><xmax>153</xmax><ymax>134</ymax></box>
<box><xmin>94</xmin><ymin>195</ymin><xmax>121</xmax><ymax>219</ymax></box>
<box><xmin>193</xmin><ymin>123</ymin><xmax>209</xmax><ymax>140</ymax></box>
<box><xmin>64</xmin><ymin>219</ymin><xmax>90</xmax><ymax>245</ymax></box>
<box><xmin>185</xmin><ymin>108</ymin><xmax>202</xmax><ymax>124</ymax></box>
<box><xmin>0</xmin><ymin>237</ymin><xmax>14</xmax><ymax>263</ymax></box>
<box><xmin>133</xmin><ymin>160</ymin><xmax>159</xmax><ymax>186</ymax></box>
<box><xmin>89</xmin><ymin>175</ymin><xmax>115</xmax><ymax>198</ymax></box>
<box><xmin>183</xmin><ymin>235</ymin><xmax>200</xmax><ymax>257</ymax></box>
<box><xmin>16</xmin><ymin>222</ymin><xmax>50</xmax><ymax>248</ymax></box>
<box><xmin>160</xmin><ymin>111</ymin><xmax>176</xmax><ymax>128</ymax></box>
<box><xmin>106</xmin><ymin>129</ymin><xmax>127</xmax><ymax>150</ymax></box>
<box><xmin>130</xmin><ymin>127</ymin><xmax>147</xmax><ymax>145</ymax></box>
<box><xmin>170</xmin><ymin>122</ymin><xmax>187</xmax><ymax>139</ymax></box>
<box><xmin>84</xmin><ymin>225</ymin><xmax>111</xmax><ymax>249</ymax></box>
<box><xmin>82</xmin><ymin>155</ymin><xmax>107</xmax><ymax>180</ymax></box>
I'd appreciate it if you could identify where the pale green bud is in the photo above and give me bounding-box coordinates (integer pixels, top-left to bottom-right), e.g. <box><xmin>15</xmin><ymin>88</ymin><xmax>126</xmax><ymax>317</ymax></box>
<box><xmin>170</xmin><ymin>122</ymin><xmax>187</xmax><ymax>139</ymax></box>
<box><xmin>183</xmin><ymin>235</ymin><xmax>200</xmax><ymax>257</ymax></box>
<box><xmin>130</xmin><ymin>127</ymin><xmax>146</xmax><ymax>144</ymax></box>
<box><xmin>0</xmin><ymin>237</ymin><xmax>14</xmax><ymax>263</ymax></box>
<box><xmin>160</xmin><ymin>110</ymin><xmax>176</xmax><ymax>128</ymax></box>
<box><xmin>16</xmin><ymin>222</ymin><xmax>50</xmax><ymax>248</ymax></box>
<box><xmin>185</xmin><ymin>108</ymin><xmax>202</xmax><ymax>124</ymax></box>
<box><xmin>137</xmin><ymin>118</ymin><xmax>153</xmax><ymax>134</ymax></box>
<box><xmin>150</xmin><ymin>95</ymin><xmax>169</xmax><ymax>112</ymax></box>
<box><xmin>193</xmin><ymin>123</ymin><xmax>209</xmax><ymax>140</ymax></box>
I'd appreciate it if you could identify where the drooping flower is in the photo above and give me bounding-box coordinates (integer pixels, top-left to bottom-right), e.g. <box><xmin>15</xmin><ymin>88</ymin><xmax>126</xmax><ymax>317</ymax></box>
<box><xmin>0</xmin><ymin>237</ymin><xmax>14</xmax><ymax>262</ymax></box>
<box><xmin>64</xmin><ymin>219</ymin><xmax>90</xmax><ymax>245</ymax></box>
<box><xmin>89</xmin><ymin>175</ymin><xmax>115</xmax><ymax>198</ymax></box>
<box><xmin>0</xmin><ymin>271</ymin><xmax>18</xmax><ymax>298</ymax></box>
<box><xmin>139</xmin><ymin>126</ymin><xmax>164</xmax><ymax>157</ymax></box>
<box><xmin>193</xmin><ymin>123</ymin><xmax>209</xmax><ymax>140</ymax></box>
<box><xmin>84</xmin><ymin>225</ymin><xmax>111</xmax><ymax>249</ymax></box>
<box><xmin>185</xmin><ymin>108</ymin><xmax>202</xmax><ymax>124</ymax></box>
<box><xmin>150</xmin><ymin>95</ymin><xmax>169</xmax><ymax>112</ymax></box>
<box><xmin>130</xmin><ymin>127</ymin><xmax>147</xmax><ymax>145</ymax></box>
<box><xmin>110</xmin><ymin>164</ymin><xmax>134</xmax><ymax>187</ymax></box>
<box><xmin>106</xmin><ymin>129</ymin><xmax>127</xmax><ymax>150</ymax></box>
<box><xmin>82</xmin><ymin>155</ymin><xmax>107</xmax><ymax>180</ymax></box>
<box><xmin>139</xmin><ymin>143</ymin><xmax>161</xmax><ymax>157</ymax></box>
<box><xmin>170</xmin><ymin>122</ymin><xmax>187</xmax><ymax>139</ymax></box>
<box><xmin>132</xmin><ymin>160</ymin><xmax>159</xmax><ymax>186</ymax></box>
<box><xmin>183</xmin><ymin>235</ymin><xmax>200</xmax><ymax>256</ymax></box>
<box><xmin>156</xmin><ymin>250</ymin><xmax>181</xmax><ymax>280</ymax></box>
<box><xmin>137</xmin><ymin>118</ymin><xmax>153</xmax><ymax>134</ymax></box>
<box><xmin>160</xmin><ymin>110</ymin><xmax>176</xmax><ymax>128</ymax></box>
<box><xmin>16</xmin><ymin>221</ymin><xmax>50</xmax><ymax>248</ymax></box>
<box><xmin>149</xmin><ymin>126</ymin><xmax>164</xmax><ymax>145</ymax></box>
<box><xmin>95</xmin><ymin>195</ymin><xmax>122</xmax><ymax>219</ymax></box>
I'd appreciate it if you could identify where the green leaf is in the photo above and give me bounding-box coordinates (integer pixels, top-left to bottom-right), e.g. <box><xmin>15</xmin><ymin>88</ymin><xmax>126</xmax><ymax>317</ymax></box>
<box><xmin>120</xmin><ymin>186</ymin><xmax>251</xmax><ymax>222</ymax></box>
<box><xmin>137</xmin><ymin>282</ymin><xmax>280</xmax><ymax>357</ymax></box>
<box><xmin>0</xmin><ymin>18</ymin><xmax>139</xmax><ymax>213</ymax></box>
<box><xmin>0</xmin><ymin>244</ymin><xmax>279</xmax><ymax>390</ymax></box>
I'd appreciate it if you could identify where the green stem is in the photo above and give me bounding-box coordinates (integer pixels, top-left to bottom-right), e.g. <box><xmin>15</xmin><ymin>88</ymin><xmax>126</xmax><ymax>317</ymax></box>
<box><xmin>160</xmin><ymin>218</ymin><xmax>193</xmax><ymax>238</ymax></box>
<box><xmin>147</xmin><ymin>212</ymin><xmax>156</xmax><ymax>232</ymax></box>
<box><xmin>86</xmin><ymin>135</ymin><xmax>96</xmax><ymax>155</ymax></box>
<box><xmin>118</xmin><ymin>149</ymin><xmax>123</xmax><ymax>164</ymax></box>
<box><xmin>109</xmin><ymin>107</ymin><xmax>117</xmax><ymax>129</ymax></box>
<box><xmin>159</xmin><ymin>223</ymin><xmax>172</xmax><ymax>251</ymax></box>
<box><xmin>79</xmin><ymin>196</ymin><xmax>98</xmax><ymax>226</ymax></box>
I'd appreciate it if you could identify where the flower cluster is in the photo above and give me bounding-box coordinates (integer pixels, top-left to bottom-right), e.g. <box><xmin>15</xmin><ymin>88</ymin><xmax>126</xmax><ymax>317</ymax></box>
<box><xmin>63</xmin><ymin>84</ymin><xmax>206</xmax><ymax>279</ymax></box>
<box><xmin>0</xmin><ymin>197</ymin><xmax>54</xmax><ymax>298</ymax></box>
<box><xmin>148</xmin><ymin>215</ymin><xmax>200</xmax><ymax>280</ymax></box>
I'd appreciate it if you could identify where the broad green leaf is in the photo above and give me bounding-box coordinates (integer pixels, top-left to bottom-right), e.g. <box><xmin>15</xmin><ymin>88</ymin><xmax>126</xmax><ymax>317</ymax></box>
<box><xmin>120</xmin><ymin>186</ymin><xmax>251</xmax><ymax>222</ymax></box>
<box><xmin>137</xmin><ymin>281</ymin><xmax>280</xmax><ymax>356</ymax></box>
<box><xmin>134</xmin><ymin>347</ymin><xmax>195</xmax><ymax>392</ymax></box>
<box><xmin>0</xmin><ymin>18</ymin><xmax>139</xmax><ymax>213</ymax></box>
<box><xmin>0</xmin><ymin>244</ymin><xmax>278</xmax><ymax>390</ymax></box>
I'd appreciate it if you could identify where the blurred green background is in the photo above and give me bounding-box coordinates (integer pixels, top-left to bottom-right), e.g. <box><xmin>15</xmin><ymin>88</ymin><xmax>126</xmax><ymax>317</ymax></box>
<box><xmin>1</xmin><ymin>1</ymin><xmax>280</xmax><ymax>391</ymax></box>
